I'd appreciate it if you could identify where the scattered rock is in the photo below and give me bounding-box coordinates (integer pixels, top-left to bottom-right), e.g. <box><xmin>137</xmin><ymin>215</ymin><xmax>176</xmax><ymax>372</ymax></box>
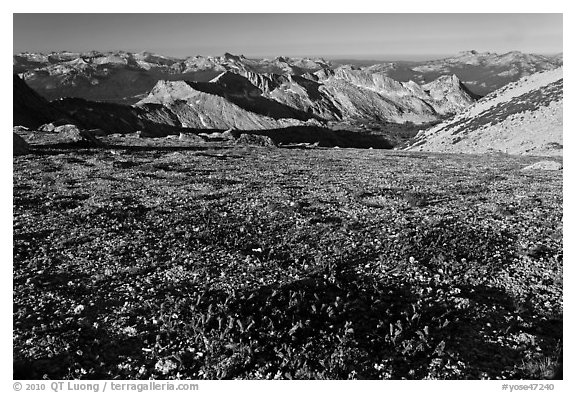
<box><xmin>235</xmin><ymin>133</ymin><xmax>276</xmax><ymax>147</ymax></box>
<box><xmin>53</xmin><ymin>124</ymin><xmax>82</xmax><ymax>134</ymax></box>
<box><xmin>521</xmin><ymin>161</ymin><xmax>563</xmax><ymax>171</ymax></box>
<box><xmin>124</xmin><ymin>130</ymin><xmax>159</xmax><ymax>138</ymax></box>
<box><xmin>221</xmin><ymin>128</ymin><xmax>240</xmax><ymax>140</ymax></box>
<box><xmin>179</xmin><ymin>132</ymin><xmax>205</xmax><ymax>142</ymax></box>
<box><xmin>280</xmin><ymin>141</ymin><xmax>320</xmax><ymax>149</ymax></box>
<box><xmin>38</xmin><ymin>123</ymin><xmax>56</xmax><ymax>132</ymax></box>
<box><xmin>56</xmin><ymin>127</ymin><xmax>106</xmax><ymax>147</ymax></box>
<box><xmin>154</xmin><ymin>358</ymin><xmax>178</xmax><ymax>374</ymax></box>
<box><xmin>38</xmin><ymin>119</ymin><xmax>71</xmax><ymax>132</ymax></box>
<box><xmin>13</xmin><ymin>133</ymin><xmax>30</xmax><ymax>156</ymax></box>
<box><xmin>22</xmin><ymin>132</ymin><xmax>42</xmax><ymax>142</ymax></box>
<box><xmin>515</xmin><ymin>332</ymin><xmax>536</xmax><ymax>346</ymax></box>
<box><xmin>13</xmin><ymin>126</ymin><xmax>29</xmax><ymax>132</ymax></box>
<box><xmin>199</xmin><ymin>131</ymin><xmax>236</xmax><ymax>141</ymax></box>
<box><xmin>525</xmin><ymin>243</ymin><xmax>551</xmax><ymax>258</ymax></box>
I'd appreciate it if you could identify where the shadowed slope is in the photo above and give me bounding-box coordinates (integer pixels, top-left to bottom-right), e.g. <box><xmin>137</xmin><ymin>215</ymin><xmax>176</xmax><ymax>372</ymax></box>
<box><xmin>13</xmin><ymin>74</ymin><xmax>70</xmax><ymax>128</ymax></box>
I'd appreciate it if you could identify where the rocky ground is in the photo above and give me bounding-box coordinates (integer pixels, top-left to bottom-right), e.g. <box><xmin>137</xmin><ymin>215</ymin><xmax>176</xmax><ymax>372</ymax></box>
<box><xmin>13</xmin><ymin>136</ymin><xmax>562</xmax><ymax>380</ymax></box>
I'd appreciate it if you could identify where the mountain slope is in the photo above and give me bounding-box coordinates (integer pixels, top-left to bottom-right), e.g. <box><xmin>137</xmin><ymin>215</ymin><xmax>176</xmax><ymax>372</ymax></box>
<box><xmin>50</xmin><ymin>97</ymin><xmax>184</xmax><ymax>135</ymax></box>
<box><xmin>14</xmin><ymin>73</ymin><xmax>184</xmax><ymax>135</ymax></box>
<box><xmin>405</xmin><ymin>67</ymin><xmax>563</xmax><ymax>156</ymax></box>
<box><xmin>137</xmin><ymin>76</ymin><xmax>318</xmax><ymax>130</ymax></box>
<box><xmin>315</xmin><ymin>67</ymin><xmax>476</xmax><ymax>119</ymax></box>
<box><xmin>13</xmin><ymin>74</ymin><xmax>70</xmax><ymax>128</ymax></box>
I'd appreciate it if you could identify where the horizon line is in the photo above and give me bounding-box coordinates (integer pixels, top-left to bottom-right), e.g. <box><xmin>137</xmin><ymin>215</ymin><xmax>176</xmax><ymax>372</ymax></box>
<box><xmin>13</xmin><ymin>49</ymin><xmax>563</xmax><ymax>61</ymax></box>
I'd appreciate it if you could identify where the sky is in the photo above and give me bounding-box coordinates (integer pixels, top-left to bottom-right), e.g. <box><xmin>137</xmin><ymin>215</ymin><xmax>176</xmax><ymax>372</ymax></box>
<box><xmin>12</xmin><ymin>13</ymin><xmax>562</xmax><ymax>60</ymax></box>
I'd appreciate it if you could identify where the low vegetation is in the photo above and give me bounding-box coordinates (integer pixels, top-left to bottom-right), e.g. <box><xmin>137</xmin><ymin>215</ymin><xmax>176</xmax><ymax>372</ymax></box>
<box><xmin>13</xmin><ymin>136</ymin><xmax>562</xmax><ymax>379</ymax></box>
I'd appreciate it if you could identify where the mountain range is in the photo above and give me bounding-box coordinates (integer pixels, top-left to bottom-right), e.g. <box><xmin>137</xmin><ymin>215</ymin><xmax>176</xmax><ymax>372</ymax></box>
<box><xmin>13</xmin><ymin>50</ymin><xmax>563</xmax><ymax>154</ymax></box>
<box><xmin>377</xmin><ymin>50</ymin><xmax>562</xmax><ymax>95</ymax></box>
<box><xmin>135</xmin><ymin>67</ymin><xmax>478</xmax><ymax>128</ymax></box>
<box><xmin>13</xmin><ymin>51</ymin><xmax>330</xmax><ymax>104</ymax></box>
<box><xmin>14</xmin><ymin>54</ymin><xmax>483</xmax><ymax>133</ymax></box>
<box><xmin>14</xmin><ymin>50</ymin><xmax>561</xmax><ymax>104</ymax></box>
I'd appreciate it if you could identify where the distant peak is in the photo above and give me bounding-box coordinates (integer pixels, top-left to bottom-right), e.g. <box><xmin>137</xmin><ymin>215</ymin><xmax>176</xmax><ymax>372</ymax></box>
<box><xmin>223</xmin><ymin>52</ymin><xmax>241</xmax><ymax>61</ymax></box>
<box><xmin>501</xmin><ymin>50</ymin><xmax>525</xmax><ymax>57</ymax></box>
<box><xmin>426</xmin><ymin>74</ymin><xmax>462</xmax><ymax>86</ymax></box>
<box><xmin>458</xmin><ymin>50</ymin><xmax>479</xmax><ymax>56</ymax></box>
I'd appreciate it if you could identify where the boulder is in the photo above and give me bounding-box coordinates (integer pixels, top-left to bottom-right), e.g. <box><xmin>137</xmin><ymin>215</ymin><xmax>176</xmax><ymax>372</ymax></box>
<box><xmin>198</xmin><ymin>131</ymin><xmax>234</xmax><ymax>141</ymax></box>
<box><xmin>125</xmin><ymin>130</ymin><xmax>161</xmax><ymax>138</ymax></box>
<box><xmin>221</xmin><ymin>128</ymin><xmax>240</xmax><ymax>140</ymax></box>
<box><xmin>57</xmin><ymin>127</ymin><xmax>106</xmax><ymax>147</ymax></box>
<box><xmin>235</xmin><ymin>133</ymin><xmax>276</xmax><ymax>147</ymax></box>
<box><xmin>125</xmin><ymin>131</ymin><xmax>141</xmax><ymax>138</ymax></box>
<box><xmin>54</xmin><ymin>124</ymin><xmax>82</xmax><ymax>134</ymax></box>
<box><xmin>38</xmin><ymin>122</ymin><xmax>56</xmax><ymax>132</ymax></box>
<box><xmin>521</xmin><ymin>161</ymin><xmax>563</xmax><ymax>171</ymax></box>
<box><xmin>38</xmin><ymin>119</ymin><xmax>71</xmax><ymax>132</ymax></box>
<box><xmin>179</xmin><ymin>132</ymin><xmax>205</xmax><ymax>142</ymax></box>
<box><xmin>13</xmin><ymin>133</ymin><xmax>30</xmax><ymax>156</ymax></box>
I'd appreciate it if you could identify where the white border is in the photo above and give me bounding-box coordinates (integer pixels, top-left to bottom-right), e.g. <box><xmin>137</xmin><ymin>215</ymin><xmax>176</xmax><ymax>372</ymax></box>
<box><xmin>3</xmin><ymin>2</ymin><xmax>573</xmax><ymax>391</ymax></box>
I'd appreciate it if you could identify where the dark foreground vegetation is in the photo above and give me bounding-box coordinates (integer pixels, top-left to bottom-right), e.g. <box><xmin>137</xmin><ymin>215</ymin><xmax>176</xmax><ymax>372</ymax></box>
<box><xmin>13</xmin><ymin>137</ymin><xmax>562</xmax><ymax>379</ymax></box>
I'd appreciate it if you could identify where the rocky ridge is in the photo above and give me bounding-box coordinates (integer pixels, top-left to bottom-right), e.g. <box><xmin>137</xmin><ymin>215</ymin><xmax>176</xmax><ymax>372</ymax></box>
<box><xmin>137</xmin><ymin>77</ymin><xmax>317</xmax><ymax>130</ymax></box>
<box><xmin>138</xmin><ymin>69</ymin><xmax>478</xmax><ymax>127</ymax></box>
